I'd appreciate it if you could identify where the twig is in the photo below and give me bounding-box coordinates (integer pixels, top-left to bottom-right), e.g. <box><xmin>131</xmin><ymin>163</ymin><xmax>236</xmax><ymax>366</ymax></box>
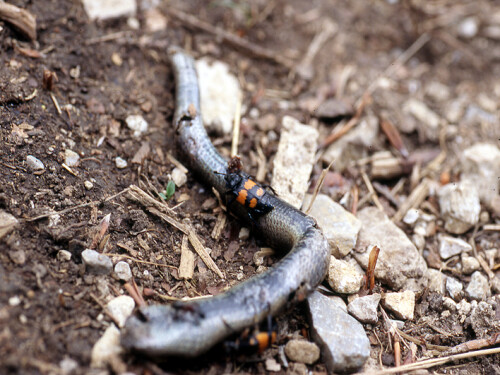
<box><xmin>231</xmin><ymin>93</ymin><xmax>242</xmax><ymax>157</ymax></box>
<box><xmin>164</xmin><ymin>7</ymin><xmax>293</xmax><ymax>69</ymax></box>
<box><xmin>361</xmin><ymin>171</ymin><xmax>385</xmax><ymax>212</ymax></box>
<box><xmin>107</xmin><ymin>253</ymin><xmax>176</xmax><ymax>269</ymax></box>
<box><xmin>124</xmin><ymin>279</ymin><xmax>146</xmax><ymax>308</ymax></box>
<box><xmin>0</xmin><ymin>0</ymin><xmax>36</xmax><ymax>40</ymax></box>
<box><xmin>392</xmin><ymin>178</ymin><xmax>430</xmax><ymax>223</ymax></box>
<box><xmin>304</xmin><ymin>161</ymin><xmax>333</xmax><ymax>215</ymax></box>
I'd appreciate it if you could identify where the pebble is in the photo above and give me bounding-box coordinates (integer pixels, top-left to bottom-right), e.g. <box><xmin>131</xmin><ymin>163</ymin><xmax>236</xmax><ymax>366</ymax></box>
<box><xmin>446</xmin><ymin>276</ymin><xmax>463</xmax><ymax>300</ymax></box>
<box><xmin>285</xmin><ymin>340</ymin><xmax>320</xmax><ymax>365</ymax></box>
<box><xmin>322</xmin><ymin>115</ymin><xmax>379</xmax><ymax>171</ymax></box>
<box><xmin>470</xmin><ymin>301</ymin><xmax>495</xmax><ymax>338</ymax></box>
<box><xmin>196</xmin><ymin>58</ymin><xmax>241</xmax><ymax>135</ymax></box>
<box><xmin>466</xmin><ymin>271</ymin><xmax>491</xmax><ymax>301</ymax></box>
<box><xmin>114</xmin><ymin>261</ymin><xmax>132</xmax><ymax>281</ymax></box>
<box><xmin>457</xmin><ymin>17</ymin><xmax>479</xmax><ymax>39</ymax></box>
<box><xmin>84</xmin><ymin>180</ymin><xmax>93</xmax><ymax>190</ymax></box>
<box><xmin>115</xmin><ymin>156</ymin><xmax>128</xmax><ymax>169</ymax></box>
<box><xmin>307</xmin><ymin>291</ymin><xmax>370</xmax><ymax>372</ymax></box>
<box><xmin>90</xmin><ymin>325</ymin><xmax>123</xmax><ymax>368</ymax></box>
<box><xmin>347</xmin><ymin>294</ymin><xmax>381</xmax><ymax>324</ymax></box>
<box><xmin>403</xmin><ymin>209</ymin><xmax>420</xmax><ymax>225</ymax></box>
<box><xmin>8</xmin><ymin>249</ymin><xmax>26</xmax><ymax>265</ymax></box>
<box><xmin>288</xmin><ymin>363</ymin><xmax>307</xmax><ymax>375</ymax></box>
<box><xmin>461</xmin><ymin>143</ymin><xmax>500</xmax><ymax>206</ymax></box>
<box><xmin>403</xmin><ymin>99</ymin><xmax>441</xmax><ymax>141</ymax></box>
<box><xmin>426</xmin><ymin>268</ymin><xmax>445</xmax><ymax>294</ymax></box>
<box><xmin>438</xmin><ymin>235</ymin><xmax>472</xmax><ymax>259</ymax></box>
<box><xmin>171</xmin><ymin>167</ymin><xmax>187</xmax><ymax>188</ymax></box>
<box><xmin>9</xmin><ymin>296</ymin><xmax>21</xmax><ymax>306</ymax></box>
<box><xmin>238</xmin><ymin>227</ymin><xmax>250</xmax><ymax>241</ymax></box>
<box><xmin>81</xmin><ymin>249</ymin><xmax>113</xmax><ymax>275</ymax></box>
<box><xmin>425</xmin><ymin>81</ymin><xmax>450</xmax><ymax>101</ymax></box>
<box><xmin>328</xmin><ymin>256</ymin><xmax>364</xmax><ymax>294</ymax></box>
<box><xmin>26</xmin><ymin>155</ymin><xmax>44</xmax><ymax>170</ymax></box>
<box><xmin>354</xmin><ymin>207</ymin><xmax>428</xmax><ymax>291</ymax></box>
<box><xmin>383</xmin><ymin>291</ymin><xmax>415</xmax><ymax>320</ymax></box>
<box><xmin>315</xmin><ymin>98</ymin><xmax>354</xmax><ymax>119</ymax></box>
<box><xmin>271</xmin><ymin>116</ymin><xmax>318</xmax><ymax>208</ymax></box>
<box><xmin>106</xmin><ymin>295</ymin><xmax>135</xmax><ymax>327</ymax></box>
<box><xmin>64</xmin><ymin>149</ymin><xmax>80</xmax><ymax>167</ymax></box>
<box><xmin>304</xmin><ymin>194</ymin><xmax>361</xmax><ymax>257</ymax></box>
<box><xmin>438</xmin><ymin>181</ymin><xmax>480</xmax><ymax>234</ymax></box>
<box><xmin>82</xmin><ymin>0</ymin><xmax>137</xmax><ymax>20</ymax></box>
<box><xmin>461</xmin><ymin>254</ymin><xmax>480</xmax><ymax>275</ymax></box>
<box><xmin>126</xmin><ymin>115</ymin><xmax>148</xmax><ymax>137</ymax></box>
<box><xmin>0</xmin><ymin>210</ymin><xmax>18</xmax><ymax>239</ymax></box>
<box><xmin>264</xmin><ymin>358</ymin><xmax>281</xmax><ymax>372</ymax></box>
<box><xmin>59</xmin><ymin>356</ymin><xmax>78</xmax><ymax>375</ymax></box>
<box><xmin>57</xmin><ymin>250</ymin><xmax>72</xmax><ymax>262</ymax></box>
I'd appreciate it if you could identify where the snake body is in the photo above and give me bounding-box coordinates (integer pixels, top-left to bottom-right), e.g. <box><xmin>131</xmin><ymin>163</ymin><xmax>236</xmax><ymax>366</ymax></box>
<box><xmin>121</xmin><ymin>48</ymin><xmax>331</xmax><ymax>357</ymax></box>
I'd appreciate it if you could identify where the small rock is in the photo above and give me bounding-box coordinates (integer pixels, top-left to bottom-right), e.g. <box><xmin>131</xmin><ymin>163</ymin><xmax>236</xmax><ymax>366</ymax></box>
<box><xmin>304</xmin><ymin>194</ymin><xmax>361</xmax><ymax>257</ymax></box>
<box><xmin>461</xmin><ymin>254</ymin><xmax>480</xmax><ymax>275</ymax></box>
<box><xmin>106</xmin><ymin>296</ymin><xmax>135</xmax><ymax>327</ymax></box>
<box><xmin>0</xmin><ymin>210</ymin><xmax>18</xmax><ymax>239</ymax></box>
<box><xmin>26</xmin><ymin>155</ymin><xmax>44</xmax><ymax>170</ymax></box>
<box><xmin>328</xmin><ymin>256</ymin><xmax>363</xmax><ymax>294</ymax></box>
<box><xmin>84</xmin><ymin>180</ymin><xmax>94</xmax><ymax>190</ymax></box>
<box><xmin>457</xmin><ymin>17</ymin><xmax>479</xmax><ymax>39</ymax></box>
<box><xmin>238</xmin><ymin>227</ymin><xmax>250</xmax><ymax>241</ymax></box>
<box><xmin>196</xmin><ymin>58</ymin><xmax>241</xmax><ymax>135</ymax></box>
<box><xmin>403</xmin><ymin>99</ymin><xmax>441</xmax><ymax>141</ymax></box>
<box><xmin>470</xmin><ymin>301</ymin><xmax>496</xmax><ymax>338</ymax></box>
<box><xmin>438</xmin><ymin>235</ymin><xmax>472</xmax><ymax>259</ymax></box>
<box><xmin>59</xmin><ymin>356</ymin><xmax>78</xmax><ymax>375</ymax></box>
<box><xmin>347</xmin><ymin>294</ymin><xmax>381</xmax><ymax>324</ymax></box>
<box><xmin>438</xmin><ymin>182</ymin><xmax>480</xmax><ymax>234</ymax></box>
<box><xmin>307</xmin><ymin>291</ymin><xmax>370</xmax><ymax>372</ymax></box>
<box><xmin>288</xmin><ymin>363</ymin><xmax>308</xmax><ymax>375</ymax></box>
<box><xmin>264</xmin><ymin>358</ymin><xmax>281</xmax><ymax>372</ymax></box>
<box><xmin>425</xmin><ymin>81</ymin><xmax>450</xmax><ymax>102</ymax></box>
<box><xmin>114</xmin><ymin>261</ymin><xmax>132</xmax><ymax>281</ymax></box>
<box><xmin>57</xmin><ymin>250</ymin><xmax>72</xmax><ymax>262</ymax></box>
<box><xmin>285</xmin><ymin>340</ymin><xmax>320</xmax><ymax>365</ymax></box>
<box><xmin>315</xmin><ymin>98</ymin><xmax>354</xmax><ymax>119</ymax></box>
<box><xmin>445</xmin><ymin>98</ymin><xmax>465</xmax><ymax>123</ymax></box>
<box><xmin>8</xmin><ymin>249</ymin><xmax>26</xmax><ymax>265</ymax></box>
<box><xmin>126</xmin><ymin>115</ymin><xmax>148</xmax><ymax>137</ymax></box>
<box><xmin>82</xmin><ymin>0</ymin><xmax>137</xmax><ymax>20</ymax></box>
<box><xmin>271</xmin><ymin>116</ymin><xmax>318</xmax><ymax>208</ymax></box>
<box><xmin>115</xmin><ymin>156</ymin><xmax>128</xmax><ymax>169</ymax></box>
<box><xmin>446</xmin><ymin>276</ymin><xmax>463</xmax><ymax>300</ymax></box>
<box><xmin>383</xmin><ymin>291</ymin><xmax>415</xmax><ymax>320</ymax></box>
<box><xmin>82</xmin><ymin>249</ymin><xmax>113</xmax><ymax>275</ymax></box>
<box><xmin>466</xmin><ymin>271</ymin><xmax>491</xmax><ymax>301</ymax></box>
<box><xmin>171</xmin><ymin>167</ymin><xmax>187</xmax><ymax>187</ymax></box>
<box><xmin>354</xmin><ymin>207</ymin><xmax>428</xmax><ymax>291</ymax></box>
<box><xmin>90</xmin><ymin>325</ymin><xmax>123</xmax><ymax>368</ymax></box>
<box><xmin>426</xmin><ymin>268</ymin><xmax>445</xmax><ymax>294</ymax></box>
<box><xmin>9</xmin><ymin>296</ymin><xmax>21</xmax><ymax>306</ymax></box>
<box><xmin>403</xmin><ymin>209</ymin><xmax>420</xmax><ymax>225</ymax></box>
<box><xmin>64</xmin><ymin>149</ymin><xmax>80</xmax><ymax>167</ymax></box>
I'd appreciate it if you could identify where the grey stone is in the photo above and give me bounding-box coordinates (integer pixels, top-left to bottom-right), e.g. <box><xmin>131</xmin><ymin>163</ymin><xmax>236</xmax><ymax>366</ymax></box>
<box><xmin>438</xmin><ymin>182</ymin><xmax>480</xmax><ymax>234</ymax></box>
<box><xmin>466</xmin><ymin>271</ymin><xmax>491</xmax><ymax>301</ymax></box>
<box><xmin>271</xmin><ymin>116</ymin><xmax>318</xmax><ymax>208</ymax></box>
<box><xmin>347</xmin><ymin>294</ymin><xmax>381</xmax><ymax>324</ymax></box>
<box><xmin>438</xmin><ymin>235</ymin><xmax>472</xmax><ymax>259</ymax></box>
<box><xmin>383</xmin><ymin>291</ymin><xmax>415</xmax><ymax>320</ymax></box>
<box><xmin>470</xmin><ymin>302</ymin><xmax>498</xmax><ymax>338</ymax></box>
<box><xmin>106</xmin><ymin>296</ymin><xmax>135</xmax><ymax>327</ymax></box>
<box><xmin>328</xmin><ymin>256</ymin><xmax>363</xmax><ymax>294</ymax></box>
<box><xmin>446</xmin><ymin>276</ymin><xmax>463</xmax><ymax>300</ymax></box>
<box><xmin>84</xmin><ymin>180</ymin><xmax>94</xmax><ymax>190</ymax></box>
<box><xmin>26</xmin><ymin>155</ymin><xmax>44</xmax><ymax>170</ymax></box>
<box><xmin>8</xmin><ymin>249</ymin><xmax>26</xmax><ymax>265</ymax></box>
<box><xmin>461</xmin><ymin>254</ymin><xmax>480</xmax><ymax>275</ymax></box>
<box><xmin>403</xmin><ymin>99</ymin><xmax>441</xmax><ymax>141</ymax></box>
<box><xmin>64</xmin><ymin>149</ymin><xmax>80</xmax><ymax>167</ymax></box>
<box><xmin>284</xmin><ymin>340</ymin><xmax>320</xmax><ymax>365</ymax></box>
<box><xmin>354</xmin><ymin>207</ymin><xmax>428</xmax><ymax>291</ymax></box>
<box><xmin>304</xmin><ymin>194</ymin><xmax>361</xmax><ymax>257</ymax></box>
<box><xmin>426</xmin><ymin>268</ymin><xmax>445</xmax><ymax>294</ymax></box>
<box><xmin>114</xmin><ymin>261</ymin><xmax>132</xmax><ymax>281</ymax></box>
<box><xmin>0</xmin><ymin>210</ymin><xmax>18</xmax><ymax>239</ymax></box>
<box><xmin>196</xmin><ymin>58</ymin><xmax>241</xmax><ymax>135</ymax></box>
<box><xmin>307</xmin><ymin>291</ymin><xmax>369</xmax><ymax>372</ymax></box>
<box><xmin>90</xmin><ymin>325</ymin><xmax>123</xmax><ymax>368</ymax></box>
<box><xmin>82</xmin><ymin>249</ymin><xmax>113</xmax><ymax>275</ymax></box>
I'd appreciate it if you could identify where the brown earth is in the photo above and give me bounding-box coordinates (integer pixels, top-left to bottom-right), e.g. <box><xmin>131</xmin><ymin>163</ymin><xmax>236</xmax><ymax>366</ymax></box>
<box><xmin>0</xmin><ymin>1</ymin><xmax>499</xmax><ymax>374</ymax></box>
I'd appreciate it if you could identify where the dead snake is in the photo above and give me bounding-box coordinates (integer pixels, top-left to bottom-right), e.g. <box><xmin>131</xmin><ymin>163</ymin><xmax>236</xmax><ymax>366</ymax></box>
<box><xmin>121</xmin><ymin>47</ymin><xmax>331</xmax><ymax>357</ymax></box>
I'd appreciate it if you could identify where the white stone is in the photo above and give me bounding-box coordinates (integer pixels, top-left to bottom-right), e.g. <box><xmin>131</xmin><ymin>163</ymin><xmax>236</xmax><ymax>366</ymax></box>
<box><xmin>0</xmin><ymin>210</ymin><xmax>18</xmax><ymax>240</ymax></box>
<box><xmin>425</xmin><ymin>81</ymin><xmax>450</xmax><ymax>101</ymax></box>
<box><xmin>26</xmin><ymin>155</ymin><xmax>44</xmax><ymax>170</ymax></box>
<box><xmin>383</xmin><ymin>291</ymin><xmax>415</xmax><ymax>320</ymax></box>
<box><xmin>114</xmin><ymin>261</ymin><xmax>132</xmax><ymax>281</ymax></box>
<box><xmin>304</xmin><ymin>194</ymin><xmax>361</xmax><ymax>257</ymax></box>
<box><xmin>238</xmin><ymin>227</ymin><xmax>250</xmax><ymax>240</ymax></box>
<box><xmin>446</xmin><ymin>276</ymin><xmax>463</xmax><ymax>300</ymax></box>
<box><xmin>106</xmin><ymin>296</ymin><xmax>135</xmax><ymax>327</ymax></box>
<box><xmin>9</xmin><ymin>296</ymin><xmax>21</xmax><ymax>306</ymax></box>
<box><xmin>285</xmin><ymin>340</ymin><xmax>320</xmax><ymax>364</ymax></box>
<box><xmin>403</xmin><ymin>209</ymin><xmax>420</xmax><ymax>225</ymax></box>
<box><xmin>328</xmin><ymin>256</ymin><xmax>363</xmax><ymax>294</ymax></box>
<box><xmin>84</xmin><ymin>180</ymin><xmax>93</xmax><ymax>190</ymax></box>
<box><xmin>403</xmin><ymin>99</ymin><xmax>441</xmax><ymax>140</ymax></box>
<box><xmin>59</xmin><ymin>356</ymin><xmax>78</xmax><ymax>375</ymax></box>
<box><xmin>196</xmin><ymin>58</ymin><xmax>241</xmax><ymax>135</ymax></box>
<box><xmin>466</xmin><ymin>271</ymin><xmax>491</xmax><ymax>301</ymax></box>
<box><xmin>115</xmin><ymin>156</ymin><xmax>128</xmax><ymax>169</ymax></box>
<box><xmin>438</xmin><ymin>181</ymin><xmax>480</xmax><ymax>234</ymax></box>
<box><xmin>426</xmin><ymin>268</ymin><xmax>445</xmax><ymax>294</ymax></box>
<box><xmin>271</xmin><ymin>116</ymin><xmax>318</xmax><ymax>208</ymax></box>
<box><xmin>171</xmin><ymin>167</ymin><xmax>187</xmax><ymax>188</ymax></box>
<box><xmin>438</xmin><ymin>235</ymin><xmax>472</xmax><ymax>259</ymax></box>
<box><xmin>82</xmin><ymin>249</ymin><xmax>113</xmax><ymax>275</ymax></box>
<box><xmin>126</xmin><ymin>115</ymin><xmax>148</xmax><ymax>137</ymax></box>
<box><xmin>57</xmin><ymin>250</ymin><xmax>72</xmax><ymax>262</ymax></box>
<box><xmin>82</xmin><ymin>0</ymin><xmax>137</xmax><ymax>21</ymax></box>
<box><xmin>347</xmin><ymin>294</ymin><xmax>381</xmax><ymax>324</ymax></box>
<box><xmin>457</xmin><ymin>17</ymin><xmax>479</xmax><ymax>39</ymax></box>
<box><xmin>90</xmin><ymin>325</ymin><xmax>123</xmax><ymax>368</ymax></box>
<box><xmin>64</xmin><ymin>149</ymin><xmax>80</xmax><ymax>167</ymax></box>
<box><xmin>264</xmin><ymin>358</ymin><xmax>281</xmax><ymax>372</ymax></box>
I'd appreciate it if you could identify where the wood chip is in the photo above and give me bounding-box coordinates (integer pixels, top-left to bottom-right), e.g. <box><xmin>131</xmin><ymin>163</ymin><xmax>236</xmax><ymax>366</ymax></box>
<box><xmin>178</xmin><ymin>235</ymin><xmax>195</xmax><ymax>280</ymax></box>
<box><xmin>131</xmin><ymin>141</ymin><xmax>150</xmax><ymax>164</ymax></box>
<box><xmin>0</xmin><ymin>0</ymin><xmax>36</xmax><ymax>40</ymax></box>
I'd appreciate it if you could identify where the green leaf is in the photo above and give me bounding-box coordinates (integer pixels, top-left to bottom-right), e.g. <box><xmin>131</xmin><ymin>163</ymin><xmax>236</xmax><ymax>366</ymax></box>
<box><xmin>165</xmin><ymin>180</ymin><xmax>176</xmax><ymax>200</ymax></box>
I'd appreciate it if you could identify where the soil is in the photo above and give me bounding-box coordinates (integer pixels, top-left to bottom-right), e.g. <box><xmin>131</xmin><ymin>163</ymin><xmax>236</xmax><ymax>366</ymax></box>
<box><xmin>0</xmin><ymin>1</ymin><xmax>499</xmax><ymax>374</ymax></box>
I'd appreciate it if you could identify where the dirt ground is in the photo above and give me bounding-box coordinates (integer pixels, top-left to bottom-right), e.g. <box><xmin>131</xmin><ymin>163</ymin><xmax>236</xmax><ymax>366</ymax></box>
<box><xmin>0</xmin><ymin>0</ymin><xmax>499</xmax><ymax>374</ymax></box>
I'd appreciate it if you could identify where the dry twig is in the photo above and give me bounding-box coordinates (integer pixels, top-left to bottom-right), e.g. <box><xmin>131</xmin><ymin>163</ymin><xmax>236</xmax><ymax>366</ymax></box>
<box><xmin>0</xmin><ymin>0</ymin><xmax>36</xmax><ymax>40</ymax></box>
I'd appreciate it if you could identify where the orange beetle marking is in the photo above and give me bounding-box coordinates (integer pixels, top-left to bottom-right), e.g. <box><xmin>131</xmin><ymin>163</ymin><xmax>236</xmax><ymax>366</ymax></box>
<box><xmin>256</xmin><ymin>187</ymin><xmax>264</xmax><ymax>196</ymax></box>
<box><xmin>244</xmin><ymin>179</ymin><xmax>256</xmax><ymax>190</ymax></box>
<box><xmin>249</xmin><ymin>198</ymin><xmax>258</xmax><ymax>208</ymax></box>
<box><xmin>236</xmin><ymin>190</ymin><xmax>247</xmax><ymax>205</ymax></box>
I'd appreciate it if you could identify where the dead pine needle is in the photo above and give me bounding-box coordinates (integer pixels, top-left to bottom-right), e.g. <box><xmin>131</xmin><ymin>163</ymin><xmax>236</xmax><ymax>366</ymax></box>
<box><xmin>231</xmin><ymin>93</ymin><xmax>242</xmax><ymax>157</ymax></box>
<box><xmin>304</xmin><ymin>160</ymin><xmax>334</xmax><ymax>215</ymax></box>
